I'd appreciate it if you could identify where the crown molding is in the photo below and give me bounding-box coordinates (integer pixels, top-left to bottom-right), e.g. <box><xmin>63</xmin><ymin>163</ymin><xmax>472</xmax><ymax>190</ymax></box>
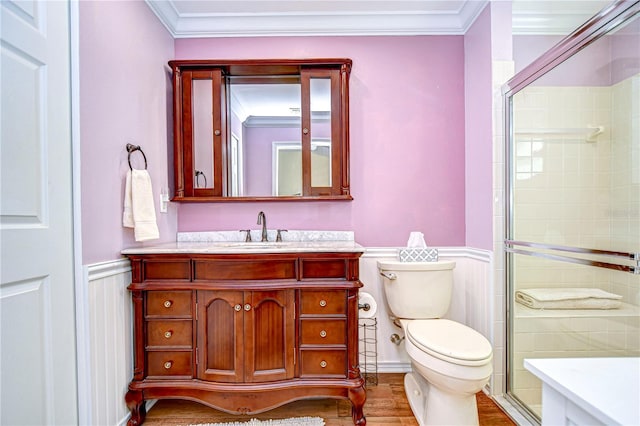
<box><xmin>512</xmin><ymin>11</ymin><xmax>608</xmax><ymax>35</ymax></box>
<box><xmin>145</xmin><ymin>1</ymin><xmax>609</xmax><ymax>38</ymax></box>
<box><xmin>243</xmin><ymin>113</ymin><xmax>329</xmax><ymax>128</ymax></box>
<box><xmin>511</xmin><ymin>0</ymin><xmax>612</xmax><ymax>35</ymax></box>
<box><xmin>145</xmin><ymin>0</ymin><xmax>489</xmax><ymax>38</ymax></box>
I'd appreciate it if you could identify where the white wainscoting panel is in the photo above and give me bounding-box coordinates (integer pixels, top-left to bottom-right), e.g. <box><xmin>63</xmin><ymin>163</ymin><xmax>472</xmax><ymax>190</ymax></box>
<box><xmin>81</xmin><ymin>259</ymin><xmax>133</xmax><ymax>426</ymax></box>
<box><xmin>360</xmin><ymin>247</ymin><xmax>494</xmax><ymax>388</ymax></box>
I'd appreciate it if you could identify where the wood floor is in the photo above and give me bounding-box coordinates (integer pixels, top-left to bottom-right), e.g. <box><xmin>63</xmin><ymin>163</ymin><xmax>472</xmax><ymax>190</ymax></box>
<box><xmin>143</xmin><ymin>374</ymin><xmax>516</xmax><ymax>425</ymax></box>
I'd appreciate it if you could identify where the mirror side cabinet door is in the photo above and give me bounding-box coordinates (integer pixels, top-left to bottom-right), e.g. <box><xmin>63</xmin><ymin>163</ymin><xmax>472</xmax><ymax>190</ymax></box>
<box><xmin>173</xmin><ymin>67</ymin><xmax>224</xmax><ymax>199</ymax></box>
<box><xmin>301</xmin><ymin>68</ymin><xmax>346</xmax><ymax>197</ymax></box>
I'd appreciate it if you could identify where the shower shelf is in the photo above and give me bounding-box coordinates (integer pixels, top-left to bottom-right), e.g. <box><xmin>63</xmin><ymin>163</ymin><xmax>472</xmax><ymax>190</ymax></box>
<box><xmin>515</xmin><ymin>126</ymin><xmax>604</xmax><ymax>142</ymax></box>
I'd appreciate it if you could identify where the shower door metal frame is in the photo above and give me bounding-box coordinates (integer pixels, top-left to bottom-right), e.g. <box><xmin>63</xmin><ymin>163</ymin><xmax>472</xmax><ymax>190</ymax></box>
<box><xmin>501</xmin><ymin>0</ymin><xmax>640</xmax><ymax>422</ymax></box>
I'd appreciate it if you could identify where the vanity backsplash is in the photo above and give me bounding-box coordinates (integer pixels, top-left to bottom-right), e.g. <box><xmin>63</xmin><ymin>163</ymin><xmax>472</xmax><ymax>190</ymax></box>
<box><xmin>177</xmin><ymin>230</ymin><xmax>355</xmax><ymax>243</ymax></box>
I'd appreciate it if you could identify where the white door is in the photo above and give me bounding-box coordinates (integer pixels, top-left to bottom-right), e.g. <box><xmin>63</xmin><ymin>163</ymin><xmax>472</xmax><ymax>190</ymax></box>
<box><xmin>1</xmin><ymin>1</ymin><xmax>78</xmax><ymax>424</ymax></box>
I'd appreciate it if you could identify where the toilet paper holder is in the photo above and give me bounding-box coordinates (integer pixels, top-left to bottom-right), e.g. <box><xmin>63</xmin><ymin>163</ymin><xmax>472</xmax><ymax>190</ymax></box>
<box><xmin>358</xmin><ymin>291</ymin><xmax>377</xmax><ymax>319</ymax></box>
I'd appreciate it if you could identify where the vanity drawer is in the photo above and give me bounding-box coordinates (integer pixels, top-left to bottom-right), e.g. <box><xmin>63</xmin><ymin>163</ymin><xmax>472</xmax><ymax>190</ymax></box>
<box><xmin>146</xmin><ymin>320</ymin><xmax>192</xmax><ymax>348</ymax></box>
<box><xmin>300</xmin><ymin>349</ymin><xmax>347</xmax><ymax>377</ymax></box>
<box><xmin>300</xmin><ymin>258</ymin><xmax>347</xmax><ymax>280</ymax></box>
<box><xmin>193</xmin><ymin>259</ymin><xmax>297</xmax><ymax>281</ymax></box>
<box><xmin>300</xmin><ymin>290</ymin><xmax>346</xmax><ymax>315</ymax></box>
<box><xmin>300</xmin><ymin>319</ymin><xmax>346</xmax><ymax>345</ymax></box>
<box><xmin>146</xmin><ymin>291</ymin><xmax>192</xmax><ymax>317</ymax></box>
<box><xmin>142</xmin><ymin>259</ymin><xmax>191</xmax><ymax>281</ymax></box>
<box><xmin>146</xmin><ymin>351</ymin><xmax>192</xmax><ymax>378</ymax></box>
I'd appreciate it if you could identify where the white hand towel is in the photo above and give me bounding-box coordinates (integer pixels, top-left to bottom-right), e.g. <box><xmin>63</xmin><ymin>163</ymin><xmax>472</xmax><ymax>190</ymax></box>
<box><xmin>123</xmin><ymin>169</ymin><xmax>159</xmax><ymax>241</ymax></box>
<box><xmin>123</xmin><ymin>170</ymin><xmax>134</xmax><ymax>228</ymax></box>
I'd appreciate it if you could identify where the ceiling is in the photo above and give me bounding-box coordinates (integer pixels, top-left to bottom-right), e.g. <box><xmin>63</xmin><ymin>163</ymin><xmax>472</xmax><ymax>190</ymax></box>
<box><xmin>145</xmin><ymin>0</ymin><xmax>612</xmax><ymax>38</ymax></box>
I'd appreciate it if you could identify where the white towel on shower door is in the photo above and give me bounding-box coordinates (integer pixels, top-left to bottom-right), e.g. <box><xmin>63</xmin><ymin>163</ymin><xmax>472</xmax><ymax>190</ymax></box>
<box><xmin>123</xmin><ymin>169</ymin><xmax>159</xmax><ymax>241</ymax></box>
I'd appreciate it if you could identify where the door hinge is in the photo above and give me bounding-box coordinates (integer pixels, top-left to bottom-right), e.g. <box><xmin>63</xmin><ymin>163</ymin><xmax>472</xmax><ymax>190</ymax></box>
<box><xmin>293</xmin><ymin>348</ymin><xmax>296</xmax><ymax>365</ymax></box>
<box><xmin>195</xmin><ymin>347</ymin><xmax>198</xmax><ymax>365</ymax></box>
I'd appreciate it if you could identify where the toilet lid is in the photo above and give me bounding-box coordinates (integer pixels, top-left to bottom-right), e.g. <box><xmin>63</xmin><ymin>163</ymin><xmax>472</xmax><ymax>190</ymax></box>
<box><xmin>406</xmin><ymin>319</ymin><xmax>492</xmax><ymax>364</ymax></box>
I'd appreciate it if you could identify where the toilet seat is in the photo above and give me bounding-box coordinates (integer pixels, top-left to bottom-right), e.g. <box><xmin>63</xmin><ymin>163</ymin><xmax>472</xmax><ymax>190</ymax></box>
<box><xmin>406</xmin><ymin>319</ymin><xmax>492</xmax><ymax>367</ymax></box>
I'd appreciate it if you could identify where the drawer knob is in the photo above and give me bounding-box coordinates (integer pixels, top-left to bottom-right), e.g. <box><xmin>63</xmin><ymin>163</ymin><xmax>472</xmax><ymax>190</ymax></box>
<box><xmin>320</xmin><ymin>330</ymin><xmax>327</xmax><ymax>338</ymax></box>
<box><xmin>163</xmin><ymin>300</ymin><xmax>173</xmax><ymax>308</ymax></box>
<box><xmin>164</xmin><ymin>361</ymin><xmax>173</xmax><ymax>369</ymax></box>
<box><xmin>234</xmin><ymin>304</ymin><xmax>242</xmax><ymax>312</ymax></box>
<box><xmin>164</xmin><ymin>330</ymin><xmax>173</xmax><ymax>339</ymax></box>
<box><xmin>320</xmin><ymin>360</ymin><xmax>327</xmax><ymax>368</ymax></box>
<box><xmin>244</xmin><ymin>304</ymin><xmax>251</xmax><ymax>311</ymax></box>
<box><xmin>319</xmin><ymin>300</ymin><xmax>327</xmax><ymax>307</ymax></box>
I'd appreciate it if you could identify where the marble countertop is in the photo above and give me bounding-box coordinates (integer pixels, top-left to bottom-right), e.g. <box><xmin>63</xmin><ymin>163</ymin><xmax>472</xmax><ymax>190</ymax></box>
<box><xmin>122</xmin><ymin>230</ymin><xmax>364</xmax><ymax>254</ymax></box>
<box><xmin>121</xmin><ymin>240</ymin><xmax>364</xmax><ymax>254</ymax></box>
<box><xmin>524</xmin><ymin>357</ymin><xmax>640</xmax><ymax>425</ymax></box>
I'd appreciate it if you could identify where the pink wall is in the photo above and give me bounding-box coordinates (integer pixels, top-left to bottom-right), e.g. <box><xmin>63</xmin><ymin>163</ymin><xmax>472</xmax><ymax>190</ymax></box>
<box><xmin>174</xmin><ymin>36</ymin><xmax>466</xmax><ymax>247</ymax></box>
<box><xmin>80</xmin><ymin>0</ymin><xmax>176</xmax><ymax>264</ymax></box>
<box><xmin>463</xmin><ymin>5</ymin><xmax>493</xmax><ymax>251</ymax></box>
<box><xmin>612</xmin><ymin>18</ymin><xmax>640</xmax><ymax>84</ymax></box>
<box><xmin>244</xmin><ymin>125</ymin><xmax>299</xmax><ymax>196</ymax></box>
<box><xmin>514</xmin><ymin>35</ymin><xmax>613</xmax><ymax>86</ymax></box>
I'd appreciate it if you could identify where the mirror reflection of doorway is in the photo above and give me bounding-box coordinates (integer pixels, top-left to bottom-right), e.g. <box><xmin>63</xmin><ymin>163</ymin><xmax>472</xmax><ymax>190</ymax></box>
<box><xmin>273</xmin><ymin>140</ymin><xmax>331</xmax><ymax>196</ymax></box>
<box><xmin>229</xmin><ymin>133</ymin><xmax>242</xmax><ymax>196</ymax></box>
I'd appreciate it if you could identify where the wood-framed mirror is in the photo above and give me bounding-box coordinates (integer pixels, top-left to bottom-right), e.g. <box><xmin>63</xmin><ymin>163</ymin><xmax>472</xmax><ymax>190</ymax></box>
<box><xmin>169</xmin><ymin>58</ymin><xmax>353</xmax><ymax>202</ymax></box>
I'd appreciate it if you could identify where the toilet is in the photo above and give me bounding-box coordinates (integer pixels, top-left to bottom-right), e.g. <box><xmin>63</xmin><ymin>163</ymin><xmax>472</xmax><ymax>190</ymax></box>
<box><xmin>378</xmin><ymin>260</ymin><xmax>493</xmax><ymax>426</ymax></box>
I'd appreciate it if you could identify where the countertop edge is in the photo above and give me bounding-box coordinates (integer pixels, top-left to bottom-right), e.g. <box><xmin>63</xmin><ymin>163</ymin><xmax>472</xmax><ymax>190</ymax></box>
<box><xmin>121</xmin><ymin>241</ymin><xmax>365</xmax><ymax>255</ymax></box>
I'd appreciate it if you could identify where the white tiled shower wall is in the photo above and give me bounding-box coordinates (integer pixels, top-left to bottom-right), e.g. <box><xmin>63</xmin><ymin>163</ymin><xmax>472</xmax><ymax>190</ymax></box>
<box><xmin>509</xmin><ymin>74</ymin><xmax>640</xmax><ymax>414</ymax></box>
<box><xmin>511</xmin><ymin>75</ymin><xmax>640</xmax><ymax>302</ymax></box>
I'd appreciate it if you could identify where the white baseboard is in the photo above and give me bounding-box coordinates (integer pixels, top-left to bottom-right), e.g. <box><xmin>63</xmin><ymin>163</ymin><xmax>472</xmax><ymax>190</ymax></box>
<box><xmin>376</xmin><ymin>361</ymin><xmax>412</xmax><ymax>373</ymax></box>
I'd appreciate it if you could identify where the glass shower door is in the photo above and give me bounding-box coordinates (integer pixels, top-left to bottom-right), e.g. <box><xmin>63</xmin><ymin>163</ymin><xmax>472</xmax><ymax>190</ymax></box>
<box><xmin>504</xmin><ymin>3</ymin><xmax>640</xmax><ymax>421</ymax></box>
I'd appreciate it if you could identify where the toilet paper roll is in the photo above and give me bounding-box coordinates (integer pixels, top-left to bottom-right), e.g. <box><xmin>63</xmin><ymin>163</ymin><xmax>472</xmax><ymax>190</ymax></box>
<box><xmin>358</xmin><ymin>292</ymin><xmax>377</xmax><ymax>319</ymax></box>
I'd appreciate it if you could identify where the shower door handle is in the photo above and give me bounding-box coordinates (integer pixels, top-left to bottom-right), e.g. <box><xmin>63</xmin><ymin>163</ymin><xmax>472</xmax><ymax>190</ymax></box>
<box><xmin>505</xmin><ymin>240</ymin><xmax>639</xmax><ymax>275</ymax></box>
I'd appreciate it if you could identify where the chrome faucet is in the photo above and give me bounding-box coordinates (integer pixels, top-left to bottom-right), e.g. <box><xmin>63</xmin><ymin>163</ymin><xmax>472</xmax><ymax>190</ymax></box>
<box><xmin>257</xmin><ymin>211</ymin><xmax>268</xmax><ymax>242</ymax></box>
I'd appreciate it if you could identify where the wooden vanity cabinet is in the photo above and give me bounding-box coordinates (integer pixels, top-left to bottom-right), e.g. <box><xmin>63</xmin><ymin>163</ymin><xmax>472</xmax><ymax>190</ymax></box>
<box><xmin>125</xmin><ymin>252</ymin><xmax>366</xmax><ymax>425</ymax></box>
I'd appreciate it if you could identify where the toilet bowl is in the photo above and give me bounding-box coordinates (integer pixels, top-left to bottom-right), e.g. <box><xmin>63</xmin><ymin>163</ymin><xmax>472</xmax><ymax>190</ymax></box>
<box><xmin>402</xmin><ymin>318</ymin><xmax>493</xmax><ymax>425</ymax></box>
<box><xmin>378</xmin><ymin>260</ymin><xmax>493</xmax><ymax>426</ymax></box>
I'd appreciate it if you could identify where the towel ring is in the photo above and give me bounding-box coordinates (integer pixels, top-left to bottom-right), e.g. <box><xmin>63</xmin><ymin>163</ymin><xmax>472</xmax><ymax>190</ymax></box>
<box><xmin>195</xmin><ymin>170</ymin><xmax>207</xmax><ymax>188</ymax></box>
<box><xmin>126</xmin><ymin>143</ymin><xmax>147</xmax><ymax>170</ymax></box>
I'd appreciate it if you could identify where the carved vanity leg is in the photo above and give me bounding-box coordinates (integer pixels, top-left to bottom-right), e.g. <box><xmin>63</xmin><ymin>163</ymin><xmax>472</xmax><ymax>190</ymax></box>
<box><xmin>125</xmin><ymin>389</ymin><xmax>146</xmax><ymax>426</ymax></box>
<box><xmin>349</xmin><ymin>385</ymin><xmax>367</xmax><ymax>425</ymax></box>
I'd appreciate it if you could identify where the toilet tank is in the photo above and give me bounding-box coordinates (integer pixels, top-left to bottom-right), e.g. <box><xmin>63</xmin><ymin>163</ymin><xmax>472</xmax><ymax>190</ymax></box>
<box><xmin>378</xmin><ymin>260</ymin><xmax>455</xmax><ymax>319</ymax></box>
